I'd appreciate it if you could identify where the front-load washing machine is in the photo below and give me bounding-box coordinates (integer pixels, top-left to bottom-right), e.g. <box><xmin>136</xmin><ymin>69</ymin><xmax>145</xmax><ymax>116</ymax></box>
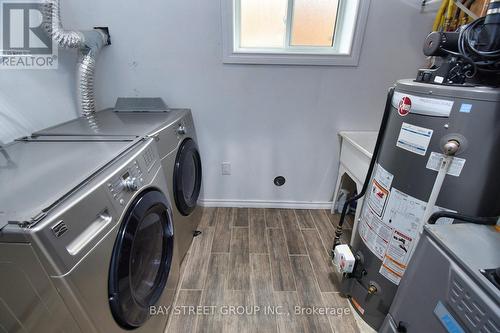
<box><xmin>34</xmin><ymin>102</ymin><xmax>203</xmax><ymax>261</ymax></box>
<box><xmin>0</xmin><ymin>137</ymin><xmax>179</xmax><ymax>332</ymax></box>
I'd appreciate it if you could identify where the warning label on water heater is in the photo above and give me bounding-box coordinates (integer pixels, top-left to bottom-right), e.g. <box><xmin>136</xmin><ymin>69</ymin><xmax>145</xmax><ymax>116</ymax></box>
<box><xmin>379</xmin><ymin>230</ymin><xmax>416</xmax><ymax>285</ymax></box>
<box><xmin>359</xmin><ymin>205</ymin><xmax>392</xmax><ymax>260</ymax></box>
<box><xmin>366</xmin><ymin>164</ymin><xmax>394</xmax><ymax>217</ymax></box>
<box><xmin>396</xmin><ymin>123</ymin><xmax>433</xmax><ymax>156</ymax></box>
<box><xmin>357</xmin><ymin>163</ymin><xmax>457</xmax><ymax>285</ymax></box>
<box><xmin>383</xmin><ymin>188</ymin><xmax>427</xmax><ymax>237</ymax></box>
<box><xmin>358</xmin><ymin>164</ymin><xmax>394</xmax><ymax>259</ymax></box>
<box><xmin>373</xmin><ymin>163</ymin><xmax>394</xmax><ymax>190</ymax></box>
<box><xmin>368</xmin><ymin>180</ymin><xmax>389</xmax><ymax>217</ymax></box>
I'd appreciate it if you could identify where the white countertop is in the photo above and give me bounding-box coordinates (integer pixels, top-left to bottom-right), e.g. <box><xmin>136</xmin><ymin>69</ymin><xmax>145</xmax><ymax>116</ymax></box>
<box><xmin>339</xmin><ymin>131</ymin><xmax>378</xmax><ymax>158</ymax></box>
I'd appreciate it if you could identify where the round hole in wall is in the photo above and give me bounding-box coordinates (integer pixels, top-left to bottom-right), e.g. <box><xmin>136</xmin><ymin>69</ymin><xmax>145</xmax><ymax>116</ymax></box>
<box><xmin>274</xmin><ymin>176</ymin><xmax>286</xmax><ymax>187</ymax></box>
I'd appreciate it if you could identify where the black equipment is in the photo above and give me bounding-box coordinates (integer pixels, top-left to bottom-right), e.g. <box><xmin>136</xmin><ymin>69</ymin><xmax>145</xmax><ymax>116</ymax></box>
<box><xmin>417</xmin><ymin>1</ymin><xmax>500</xmax><ymax>86</ymax></box>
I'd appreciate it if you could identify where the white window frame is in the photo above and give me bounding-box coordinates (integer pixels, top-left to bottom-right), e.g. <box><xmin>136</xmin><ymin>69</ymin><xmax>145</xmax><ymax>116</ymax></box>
<box><xmin>221</xmin><ymin>0</ymin><xmax>371</xmax><ymax>66</ymax></box>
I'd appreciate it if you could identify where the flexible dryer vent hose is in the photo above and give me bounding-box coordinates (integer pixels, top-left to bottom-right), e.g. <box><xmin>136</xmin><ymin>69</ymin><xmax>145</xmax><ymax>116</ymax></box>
<box><xmin>77</xmin><ymin>49</ymin><xmax>99</xmax><ymax>127</ymax></box>
<box><xmin>42</xmin><ymin>0</ymin><xmax>83</xmax><ymax>48</ymax></box>
<box><xmin>42</xmin><ymin>0</ymin><xmax>110</xmax><ymax>129</ymax></box>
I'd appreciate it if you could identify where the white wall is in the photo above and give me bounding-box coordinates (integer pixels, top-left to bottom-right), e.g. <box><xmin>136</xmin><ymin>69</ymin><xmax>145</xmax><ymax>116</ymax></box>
<box><xmin>0</xmin><ymin>0</ymin><xmax>435</xmax><ymax>207</ymax></box>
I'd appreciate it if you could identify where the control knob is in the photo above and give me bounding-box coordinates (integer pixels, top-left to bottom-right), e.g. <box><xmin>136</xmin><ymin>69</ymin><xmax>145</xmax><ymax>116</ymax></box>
<box><xmin>177</xmin><ymin>124</ymin><xmax>186</xmax><ymax>135</ymax></box>
<box><xmin>122</xmin><ymin>177</ymin><xmax>139</xmax><ymax>191</ymax></box>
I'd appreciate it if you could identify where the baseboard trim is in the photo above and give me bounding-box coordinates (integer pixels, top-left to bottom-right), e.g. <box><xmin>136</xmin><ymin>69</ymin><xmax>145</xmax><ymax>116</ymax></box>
<box><xmin>198</xmin><ymin>199</ymin><xmax>332</xmax><ymax>210</ymax></box>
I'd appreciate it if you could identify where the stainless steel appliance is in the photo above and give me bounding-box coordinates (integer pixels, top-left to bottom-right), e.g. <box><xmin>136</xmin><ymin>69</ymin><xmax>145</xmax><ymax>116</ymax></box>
<box><xmin>34</xmin><ymin>103</ymin><xmax>203</xmax><ymax>261</ymax></box>
<box><xmin>379</xmin><ymin>223</ymin><xmax>500</xmax><ymax>333</ymax></box>
<box><xmin>332</xmin><ymin>9</ymin><xmax>500</xmax><ymax>330</ymax></box>
<box><xmin>0</xmin><ymin>137</ymin><xmax>179</xmax><ymax>332</ymax></box>
<box><xmin>338</xmin><ymin>80</ymin><xmax>500</xmax><ymax>329</ymax></box>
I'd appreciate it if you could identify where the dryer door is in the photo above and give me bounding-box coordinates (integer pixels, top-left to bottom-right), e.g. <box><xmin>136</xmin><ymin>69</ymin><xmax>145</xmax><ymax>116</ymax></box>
<box><xmin>108</xmin><ymin>190</ymin><xmax>174</xmax><ymax>329</ymax></box>
<box><xmin>173</xmin><ymin>138</ymin><xmax>202</xmax><ymax>216</ymax></box>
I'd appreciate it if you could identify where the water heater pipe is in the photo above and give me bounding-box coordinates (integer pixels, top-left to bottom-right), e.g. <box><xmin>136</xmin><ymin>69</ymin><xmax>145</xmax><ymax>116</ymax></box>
<box><xmin>331</xmin><ymin>87</ymin><xmax>395</xmax><ymax>255</ymax></box>
<box><xmin>428</xmin><ymin>211</ymin><xmax>499</xmax><ymax>225</ymax></box>
<box><xmin>42</xmin><ymin>0</ymin><xmax>110</xmax><ymax>129</ymax></box>
<box><xmin>421</xmin><ymin>140</ymin><xmax>460</xmax><ymax>230</ymax></box>
<box><xmin>421</xmin><ymin>155</ymin><xmax>453</xmax><ymax>230</ymax></box>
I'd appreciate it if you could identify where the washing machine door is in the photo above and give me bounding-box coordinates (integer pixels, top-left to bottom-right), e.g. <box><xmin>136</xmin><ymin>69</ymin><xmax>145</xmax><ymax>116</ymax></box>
<box><xmin>108</xmin><ymin>190</ymin><xmax>174</xmax><ymax>329</ymax></box>
<box><xmin>173</xmin><ymin>138</ymin><xmax>202</xmax><ymax>216</ymax></box>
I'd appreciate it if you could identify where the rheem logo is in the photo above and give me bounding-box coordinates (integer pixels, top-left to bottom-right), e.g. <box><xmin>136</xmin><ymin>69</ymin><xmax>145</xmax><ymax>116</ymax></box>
<box><xmin>398</xmin><ymin>96</ymin><xmax>411</xmax><ymax>116</ymax></box>
<box><xmin>0</xmin><ymin>0</ymin><xmax>57</xmax><ymax>69</ymax></box>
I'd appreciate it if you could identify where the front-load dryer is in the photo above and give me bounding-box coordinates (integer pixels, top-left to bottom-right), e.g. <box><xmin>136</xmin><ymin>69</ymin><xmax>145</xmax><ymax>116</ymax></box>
<box><xmin>34</xmin><ymin>103</ymin><xmax>203</xmax><ymax>261</ymax></box>
<box><xmin>0</xmin><ymin>137</ymin><xmax>179</xmax><ymax>332</ymax></box>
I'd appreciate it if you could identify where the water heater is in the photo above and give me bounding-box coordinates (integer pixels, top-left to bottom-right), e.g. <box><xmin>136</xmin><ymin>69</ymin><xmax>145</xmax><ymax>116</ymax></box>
<box><xmin>340</xmin><ymin>79</ymin><xmax>500</xmax><ymax>329</ymax></box>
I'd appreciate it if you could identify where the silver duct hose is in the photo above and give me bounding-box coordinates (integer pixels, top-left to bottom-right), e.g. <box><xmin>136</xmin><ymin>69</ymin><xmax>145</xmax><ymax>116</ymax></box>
<box><xmin>42</xmin><ymin>0</ymin><xmax>83</xmax><ymax>48</ymax></box>
<box><xmin>76</xmin><ymin>31</ymin><xmax>107</xmax><ymax>129</ymax></box>
<box><xmin>77</xmin><ymin>48</ymin><xmax>99</xmax><ymax>128</ymax></box>
<box><xmin>42</xmin><ymin>0</ymin><xmax>110</xmax><ymax>129</ymax></box>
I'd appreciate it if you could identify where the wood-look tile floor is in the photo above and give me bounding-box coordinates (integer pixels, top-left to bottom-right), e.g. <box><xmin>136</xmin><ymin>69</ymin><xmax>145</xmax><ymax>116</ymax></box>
<box><xmin>166</xmin><ymin>208</ymin><xmax>359</xmax><ymax>333</ymax></box>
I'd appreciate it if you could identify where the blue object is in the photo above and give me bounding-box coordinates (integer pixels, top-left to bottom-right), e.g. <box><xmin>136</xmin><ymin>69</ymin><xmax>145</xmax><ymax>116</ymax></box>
<box><xmin>434</xmin><ymin>302</ymin><xmax>465</xmax><ymax>333</ymax></box>
<box><xmin>459</xmin><ymin>104</ymin><xmax>472</xmax><ymax>113</ymax></box>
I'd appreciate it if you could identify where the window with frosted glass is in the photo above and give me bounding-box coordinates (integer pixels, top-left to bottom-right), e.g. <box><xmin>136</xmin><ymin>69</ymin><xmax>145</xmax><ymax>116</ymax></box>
<box><xmin>291</xmin><ymin>0</ymin><xmax>339</xmax><ymax>47</ymax></box>
<box><xmin>237</xmin><ymin>0</ymin><xmax>346</xmax><ymax>50</ymax></box>
<box><xmin>240</xmin><ymin>0</ymin><xmax>288</xmax><ymax>48</ymax></box>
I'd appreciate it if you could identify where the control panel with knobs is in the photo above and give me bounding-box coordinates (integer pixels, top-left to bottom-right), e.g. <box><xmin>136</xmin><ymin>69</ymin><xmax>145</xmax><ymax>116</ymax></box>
<box><xmin>107</xmin><ymin>160</ymin><xmax>144</xmax><ymax>205</ymax></box>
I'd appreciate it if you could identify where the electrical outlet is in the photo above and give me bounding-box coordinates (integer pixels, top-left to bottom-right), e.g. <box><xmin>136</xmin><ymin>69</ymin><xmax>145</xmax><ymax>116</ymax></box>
<box><xmin>221</xmin><ymin>162</ymin><xmax>231</xmax><ymax>175</ymax></box>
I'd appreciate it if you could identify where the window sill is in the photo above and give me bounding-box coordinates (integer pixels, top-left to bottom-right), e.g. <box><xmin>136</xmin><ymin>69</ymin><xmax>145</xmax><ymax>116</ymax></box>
<box><xmin>222</xmin><ymin>51</ymin><xmax>361</xmax><ymax>66</ymax></box>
